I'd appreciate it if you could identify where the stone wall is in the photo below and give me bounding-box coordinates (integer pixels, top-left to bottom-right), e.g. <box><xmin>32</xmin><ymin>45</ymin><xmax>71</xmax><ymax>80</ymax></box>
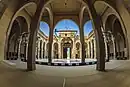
<box><xmin>0</xmin><ymin>0</ymin><xmax>19</xmax><ymax>61</ymax></box>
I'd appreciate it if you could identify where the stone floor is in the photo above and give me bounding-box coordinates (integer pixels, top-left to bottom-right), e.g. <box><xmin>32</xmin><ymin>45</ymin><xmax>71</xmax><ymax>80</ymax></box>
<box><xmin>1</xmin><ymin>60</ymin><xmax>130</xmax><ymax>87</ymax></box>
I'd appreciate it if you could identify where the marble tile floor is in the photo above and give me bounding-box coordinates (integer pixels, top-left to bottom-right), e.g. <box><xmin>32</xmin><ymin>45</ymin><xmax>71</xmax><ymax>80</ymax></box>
<box><xmin>0</xmin><ymin>60</ymin><xmax>130</xmax><ymax>87</ymax></box>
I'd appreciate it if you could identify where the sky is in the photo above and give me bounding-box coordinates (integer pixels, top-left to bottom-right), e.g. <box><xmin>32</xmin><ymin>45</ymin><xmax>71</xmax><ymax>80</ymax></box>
<box><xmin>40</xmin><ymin>19</ymin><xmax>93</xmax><ymax>36</ymax></box>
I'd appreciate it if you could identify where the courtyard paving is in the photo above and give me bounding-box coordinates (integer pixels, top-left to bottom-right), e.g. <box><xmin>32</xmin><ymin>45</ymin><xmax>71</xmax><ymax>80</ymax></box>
<box><xmin>0</xmin><ymin>60</ymin><xmax>130</xmax><ymax>87</ymax></box>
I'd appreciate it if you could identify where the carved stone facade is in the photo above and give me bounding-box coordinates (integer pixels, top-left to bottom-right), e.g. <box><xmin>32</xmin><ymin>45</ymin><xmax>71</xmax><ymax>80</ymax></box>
<box><xmin>36</xmin><ymin>30</ymin><xmax>96</xmax><ymax>59</ymax></box>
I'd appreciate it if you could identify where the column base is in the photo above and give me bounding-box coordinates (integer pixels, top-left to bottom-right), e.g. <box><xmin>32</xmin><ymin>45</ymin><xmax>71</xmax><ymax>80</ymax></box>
<box><xmin>96</xmin><ymin>63</ymin><xmax>105</xmax><ymax>72</ymax></box>
<box><xmin>81</xmin><ymin>59</ymin><xmax>85</xmax><ymax>63</ymax></box>
<box><xmin>48</xmin><ymin>58</ymin><xmax>52</xmax><ymax>63</ymax></box>
<box><xmin>96</xmin><ymin>57</ymin><xmax>105</xmax><ymax>72</ymax></box>
<box><xmin>96</xmin><ymin>68</ymin><xmax>105</xmax><ymax>72</ymax></box>
<box><xmin>27</xmin><ymin>63</ymin><xmax>36</xmax><ymax>71</ymax></box>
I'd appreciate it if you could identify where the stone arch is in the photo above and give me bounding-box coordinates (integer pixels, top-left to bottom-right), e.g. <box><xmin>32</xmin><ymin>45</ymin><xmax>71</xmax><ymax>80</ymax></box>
<box><xmin>4</xmin><ymin>2</ymin><xmax>37</xmax><ymax>60</ymax></box>
<box><xmin>113</xmin><ymin>19</ymin><xmax>127</xmax><ymax>59</ymax></box>
<box><xmin>54</xmin><ymin>19</ymin><xmax>80</xmax><ymax>30</ymax></box>
<box><xmin>105</xmin><ymin>14</ymin><xmax>116</xmax><ymax>32</ymax></box>
<box><xmin>6</xmin><ymin>19</ymin><xmax>21</xmax><ymax>60</ymax></box>
<box><xmin>44</xmin><ymin>0</ymin><xmax>86</xmax><ymax>6</ymax></box>
<box><xmin>6</xmin><ymin>2</ymin><xmax>36</xmax><ymax>37</ymax></box>
<box><xmin>6</xmin><ymin>16</ymin><xmax>29</xmax><ymax>60</ymax></box>
<box><xmin>79</xmin><ymin>5</ymin><xmax>89</xmax><ymax>28</ymax></box>
<box><xmin>44</xmin><ymin>7</ymin><xmax>53</xmax><ymax>27</ymax></box>
<box><xmin>104</xmin><ymin>14</ymin><xmax>116</xmax><ymax>60</ymax></box>
<box><xmin>115</xmin><ymin>33</ymin><xmax>125</xmax><ymax>58</ymax></box>
<box><xmin>94</xmin><ymin>0</ymin><xmax>128</xmax><ymax>40</ymax></box>
<box><xmin>113</xmin><ymin>19</ymin><xmax>126</xmax><ymax>48</ymax></box>
<box><xmin>95</xmin><ymin>0</ymin><xmax>129</xmax><ymax>59</ymax></box>
<box><xmin>17</xmin><ymin>16</ymin><xmax>28</xmax><ymax>33</ymax></box>
<box><xmin>61</xmin><ymin>37</ymin><xmax>73</xmax><ymax>59</ymax></box>
<box><xmin>41</xmin><ymin>6</ymin><xmax>53</xmax><ymax>27</ymax></box>
<box><xmin>105</xmin><ymin>14</ymin><xmax>128</xmax><ymax>59</ymax></box>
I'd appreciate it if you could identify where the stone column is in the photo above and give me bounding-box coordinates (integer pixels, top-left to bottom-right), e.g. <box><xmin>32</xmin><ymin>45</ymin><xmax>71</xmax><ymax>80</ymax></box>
<box><xmin>38</xmin><ymin>40</ymin><xmax>40</xmax><ymax>59</ymax></box>
<box><xmin>17</xmin><ymin>35</ymin><xmax>22</xmax><ymax>60</ymax></box>
<box><xmin>112</xmin><ymin>35</ymin><xmax>117</xmax><ymax>59</ymax></box>
<box><xmin>39</xmin><ymin>40</ymin><xmax>42</xmax><ymax>59</ymax></box>
<box><xmin>48</xmin><ymin>28</ymin><xmax>53</xmax><ymax>63</ymax></box>
<box><xmin>79</xmin><ymin>25</ymin><xmax>85</xmax><ymax>63</ymax></box>
<box><xmin>44</xmin><ymin>42</ymin><xmax>47</xmax><ymax>58</ymax></box>
<box><xmin>80</xmin><ymin>43</ymin><xmax>82</xmax><ymax>59</ymax></box>
<box><xmin>27</xmin><ymin>0</ymin><xmax>45</xmax><ymax>71</ymax></box>
<box><xmin>41</xmin><ymin>41</ymin><xmax>44</xmax><ymax>59</ymax></box>
<box><xmin>87</xmin><ymin>0</ymin><xmax>105</xmax><ymax>71</ymax></box>
<box><xmin>42</xmin><ymin>41</ymin><xmax>45</xmax><ymax>59</ymax></box>
<box><xmin>94</xmin><ymin>39</ymin><xmax>96</xmax><ymax>59</ymax></box>
<box><xmin>58</xmin><ymin>42</ymin><xmax>61</xmax><ymax>59</ymax></box>
<box><xmin>71</xmin><ymin>38</ymin><xmax>75</xmax><ymax>59</ymax></box>
<box><xmin>80</xmin><ymin>48</ymin><xmax>82</xmax><ymax>59</ymax></box>
<box><xmin>61</xmin><ymin>43</ymin><xmax>63</xmax><ymax>59</ymax></box>
<box><xmin>52</xmin><ymin>42</ymin><xmax>54</xmax><ymax>58</ymax></box>
<box><xmin>25</xmin><ymin>43</ymin><xmax>28</xmax><ymax>61</ymax></box>
<box><xmin>89</xmin><ymin>42</ymin><xmax>91</xmax><ymax>58</ymax></box>
<box><xmin>106</xmin><ymin>43</ymin><xmax>110</xmax><ymax>61</ymax></box>
<box><xmin>91</xmin><ymin>41</ymin><xmax>93</xmax><ymax>59</ymax></box>
<box><xmin>73</xmin><ymin>39</ymin><xmax>76</xmax><ymax>59</ymax></box>
<box><xmin>92</xmin><ymin>39</ymin><xmax>95</xmax><ymax>59</ymax></box>
<box><xmin>23</xmin><ymin>33</ymin><xmax>29</xmax><ymax>61</ymax></box>
<box><xmin>36</xmin><ymin>40</ymin><xmax>39</xmax><ymax>59</ymax></box>
<box><xmin>86</xmin><ymin>43</ymin><xmax>88</xmax><ymax>58</ymax></box>
<box><xmin>93</xmin><ymin>39</ymin><xmax>95</xmax><ymax>59</ymax></box>
<box><xmin>103</xmin><ymin>35</ymin><xmax>109</xmax><ymax>61</ymax></box>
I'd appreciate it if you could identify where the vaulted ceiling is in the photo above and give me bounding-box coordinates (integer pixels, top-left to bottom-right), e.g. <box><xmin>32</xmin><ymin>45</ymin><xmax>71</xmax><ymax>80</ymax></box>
<box><xmin>50</xmin><ymin>0</ymin><xmax>83</xmax><ymax>14</ymax></box>
<box><xmin>24</xmin><ymin>0</ymin><xmax>119</xmax><ymax>19</ymax></box>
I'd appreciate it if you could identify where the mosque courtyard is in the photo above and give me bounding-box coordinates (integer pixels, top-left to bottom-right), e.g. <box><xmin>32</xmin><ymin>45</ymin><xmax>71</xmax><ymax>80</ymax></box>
<box><xmin>0</xmin><ymin>0</ymin><xmax>130</xmax><ymax>87</ymax></box>
<box><xmin>0</xmin><ymin>60</ymin><xmax>130</xmax><ymax>87</ymax></box>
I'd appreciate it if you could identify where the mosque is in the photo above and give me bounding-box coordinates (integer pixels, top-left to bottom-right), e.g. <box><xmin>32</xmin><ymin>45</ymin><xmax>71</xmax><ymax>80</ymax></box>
<box><xmin>0</xmin><ymin>0</ymin><xmax>130</xmax><ymax>87</ymax></box>
<box><xmin>36</xmin><ymin>29</ymin><xmax>96</xmax><ymax>60</ymax></box>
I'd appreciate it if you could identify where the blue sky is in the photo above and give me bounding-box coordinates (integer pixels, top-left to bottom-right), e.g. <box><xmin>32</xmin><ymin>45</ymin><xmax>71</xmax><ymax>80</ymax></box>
<box><xmin>40</xmin><ymin>19</ymin><xmax>93</xmax><ymax>36</ymax></box>
<box><xmin>40</xmin><ymin>22</ymin><xmax>49</xmax><ymax>36</ymax></box>
<box><xmin>84</xmin><ymin>20</ymin><xmax>93</xmax><ymax>36</ymax></box>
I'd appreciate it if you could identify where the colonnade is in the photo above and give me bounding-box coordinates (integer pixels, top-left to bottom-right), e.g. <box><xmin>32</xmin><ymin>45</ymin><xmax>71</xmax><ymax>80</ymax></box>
<box><xmin>4</xmin><ymin>0</ymin><xmax>129</xmax><ymax>72</ymax></box>
<box><xmin>7</xmin><ymin>32</ymin><xmax>29</xmax><ymax>61</ymax></box>
<box><xmin>85</xmin><ymin>39</ymin><xmax>96</xmax><ymax>59</ymax></box>
<box><xmin>36</xmin><ymin>30</ymin><xmax>96</xmax><ymax>60</ymax></box>
<box><xmin>103</xmin><ymin>31</ymin><xmax>127</xmax><ymax>61</ymax></box>
<box><xmin>26</xmin><ymin>0</ymin><xmax>105</xmax><ymax>71</ymax></box>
